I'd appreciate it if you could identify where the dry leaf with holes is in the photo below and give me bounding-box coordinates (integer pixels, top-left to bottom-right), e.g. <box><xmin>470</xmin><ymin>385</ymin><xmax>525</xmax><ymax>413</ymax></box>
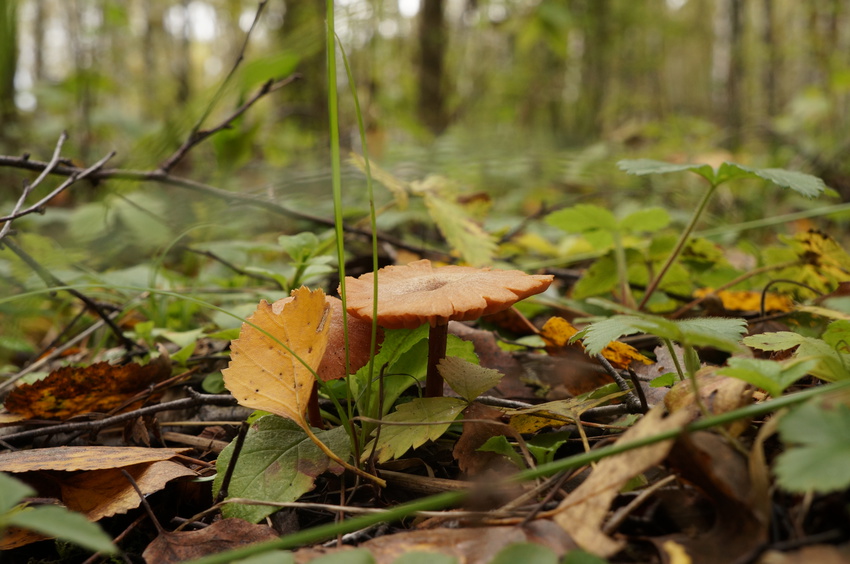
<box><xmin>223</xmin><ymin>286</ymin><xmax>331</xmax><ymax>428</ymax></box>
<box><xmin>4</xmin><ymin>353</ymin><xmax>171</xmax><ymax>420</ymax></box>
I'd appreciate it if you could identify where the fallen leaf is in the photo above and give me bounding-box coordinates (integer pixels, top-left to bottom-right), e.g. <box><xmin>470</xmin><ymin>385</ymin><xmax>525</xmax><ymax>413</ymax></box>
<box><xmin>0</xmin><ymin>446</ymin><xmax>189</xmax><ymax>473</ymax></box>
<box><xmin>552</xmin><ymin>406</ymin><xmax>691</xmax><ymax>558</ymax></box>
<box><xmin>758</xmin><ymin>543</ymin><xmax>850</xmax><ymax>564</ymax></box>
<box><xmin>664</xmin><ymin>372</ymin><xmax>753</xmax><ymax>436</ymax></box>
<box><xmin>438</xmin><ymin>356</ymin><xmax>503</xmax><ymax>402</ymax></box>
<box><xmin>692</xmin><ymin>288</ymin><xmax>794</xmax><ymax>313</ymax></box>
<box><xmin>4</xmin><ymin>353</ymin><xmax>172</xmax><ymax>419</ymax></box>
<box><xmin>142</xmin><ymin>518</ymin><xmax>279</xmax><ymax>564</ymax></box>
<box><xmin>452</xmin><ymin>402</ymin><xmax>515</xmax><ymax>476</ymax></box>
<box><xmin>541</xmin><ymin>316</ymin><xmax>651</xmax><ymax>369</ymax></box>
<box><xmin>507</xmin><ymin>393</ymin><xmax>625</xmax><ymax>434</ymax></box>
<box><xmin>223</xmin><ymin>286</ymin><xmax>331</xmax><ymax>428</ymax></box>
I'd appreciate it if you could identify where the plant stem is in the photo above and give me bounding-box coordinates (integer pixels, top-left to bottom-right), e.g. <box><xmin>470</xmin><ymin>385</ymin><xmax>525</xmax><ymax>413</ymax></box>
<box><xmin>426</xmin><ymin>324</ymin><xmax>449</xmax><ymax>397</ymax></box>
<box><xmin>612</xmin><ymin>230</ymin><xmax>636</xmax><ymax>308</ymax></box>
<box><xmin>638</xmin><ymin>182</ymin><xmax>718</xmax><ymax>310</ymax></box>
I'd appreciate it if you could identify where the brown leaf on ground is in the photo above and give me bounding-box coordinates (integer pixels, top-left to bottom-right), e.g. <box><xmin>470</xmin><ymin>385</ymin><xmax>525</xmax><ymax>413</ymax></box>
<box><xmin>552</xmin><ymin>406</ymin><xmax>692</xmax><ymax>558</ymax></box>
<box><xmin>653</xmin><ymin>431</ymin><xmax>769</xmax><ymax>564</ymax></box>
<box><xmin>0</xmin><ymin>446</ymin><xmax>189</xmax><ymax>473</ymax></box>
<box><xmin>453</xmin><ymin>402</ymin><xmax>516</xmax><ymax>476</ymax></box>
<box><xmin>142</xmin><ymin>518</ymin><xmax>279</xmax><ymax>564</ymax></box>
<box><xmin>4</xmin><ymin>354</ymin><xmax>172</xmax><ymax>420</ymax></box>
<box><xmin>293</xmin><ymin>522</ymin><xmax>577</xmax><ymax>564</ymax></box>
<box><xmin>664</xmin><ymin>372</ymin><xmax>753</xmax><ymax>437</ymax></box>
<box><xmin>758</xmin><ymin>544</ymin><xmax>850</xmax><ymax>564</ymax></box>
<box><xmin>61</xmin><ymin>460</ymin><xmax>196</xmax><ymax>520</ymax></box>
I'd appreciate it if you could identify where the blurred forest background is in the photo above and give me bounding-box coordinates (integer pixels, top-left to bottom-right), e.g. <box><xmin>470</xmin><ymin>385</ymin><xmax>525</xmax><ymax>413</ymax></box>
<box><xmin>2</xmin><ymin>0</ymin><xmax>850</xmax><ymax>363</ymax></box>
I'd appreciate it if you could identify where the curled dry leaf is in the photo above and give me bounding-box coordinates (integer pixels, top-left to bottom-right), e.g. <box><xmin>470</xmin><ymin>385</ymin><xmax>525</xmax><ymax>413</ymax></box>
<box><xmin>0</xmin><ymin>446</ymin><xmax>190</xmax><ymax>473</ymax></box>
<box><xmin>142</xmin><ymin>518</ymin><xmax>279</xmax><ymax>564</ymax></box>
<box><xmin>4</xmin><ymin>353</ymin><xmax>172</xmax><ymax>420</ymax></box>
<box><xmin>223</xmin><ymin>286</ymin><xmax>331</xmax><ymax>427</ymax></box>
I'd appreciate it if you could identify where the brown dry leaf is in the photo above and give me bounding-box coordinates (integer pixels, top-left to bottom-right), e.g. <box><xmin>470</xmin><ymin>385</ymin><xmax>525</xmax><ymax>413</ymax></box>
<box><xmin>293</xmin><ymin>522</ymin><xmax>576</xmax><ymax>564</ymax></box>
<box><xmin>142</xmin><ymin>518</ymin><xmax>279</xmax><ymax>563</ymax></box>
<box><xmin>4</xmin><ymin>353</ymin><xmax>172</xmax><ymax>420</ymax></box>
<box><xmin>759</xmin><ymin>544</ymin><xmax>850</xmax><ymax>564</ymax></box>
<box><xmin>541</xmin><ymin>316</ymin><xmax>651</xmax><ymax>369</ymax></box>
<box><xmin>61</xmin><ymin>460</ymin><xmax>195</xmax><ymax>521</ymax></box>
<box><xmin>693</xmin><ymin>288</ymin><xmax>793</xmax><ymax>313</ymax></box>
<box><xmin>223</xmin><ymin>286</ymin><xmax>331</xmax><ymax>427</ymax></box>
<box><xmin>0</xmin><ymin>446</ymin><xmax>189</xmax><ymax>472</ymax></box>
<box><xmin>452</xmin><ymin>402</ymin><xmax>516</xmax><ymax>476</ymax></box>
<box><xmin>654</xmin><ymin>432</ymin><xmax>769</xmax><ymax>564</ymax></box>
<box><xmin>552</xmin><ymin>406</ymin><xmax>691</xmax><ymax>558</ymax></box>
<box><xmin>664</xmin><ymin>372</ymin><xmax>753</xmax><ymax>437</ymax></box>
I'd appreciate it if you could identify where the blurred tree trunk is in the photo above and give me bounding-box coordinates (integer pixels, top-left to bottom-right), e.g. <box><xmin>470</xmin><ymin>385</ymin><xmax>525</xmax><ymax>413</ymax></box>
<box><xmin>32</xmin><ymin>0</ymin><xmax>44</xmax><ymax>81</ymax></box>
<box><xmin>417</xmin><ymin>0</ymin><xmax>449</xmax><ymax>135</ymax></box>
<box><xmin>174</xmin><ymin>0</ymin><xmax>191</xmax><ymax>105</ymax></box>
<box><xmin>725</xmin><ymin>0</ymin><xmax>744</xmax><ymax>150</ymax></box>
<box><xmin>0</xmin><ymin>0</ymin><xmax>17</xmax><ymax>140</ymax></box>
<box><xmin>761</xmin><ymin>0</ymin><xmax>778</xmax><ymax>119</ymax></box>
<box><xmin>575</xmin><ymin>0</ymin><xmax>610</xmax><ymax>137</ymax></box>
<box><xmin>281</xmin><ymin>0</ymin><xmax>327</xmax><ymax>138</ymax></box>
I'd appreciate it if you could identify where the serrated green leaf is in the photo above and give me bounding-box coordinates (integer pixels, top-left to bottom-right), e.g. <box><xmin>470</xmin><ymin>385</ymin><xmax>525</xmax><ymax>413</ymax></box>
<box><xmin>7</xmin><ymin>505</ymin><xmax>117</xmax><ymax>554</ymax></box>
<box><xmin>721</xmin><ymin>164</ymin><xmax>826</xmax><ymax>198</ymax></box>
<box><xmin>573</xmin><ymin>254</ymin><xmax>619</xmax><ymax>299</ymax></box>
<box><xmin>743</xmin><ymin>332</ymin><xmax>808</xmax><ymax>351</ymax></box>
<box><xmin>364</xmin><ymin>397</ymin><xmax>467</xmax><ymax>463</ymax></box>
<box><xmin>544</xmin><ymin>204</ymin><xmax>618</xmax><ymax>233</ymax></box>
<box><xmin>617</xmin><ymin>159</ymin><xmax>715</xmax><ymax>182</ymax></box>
<box><xmin>775</xmin><ymin>401</ymin><xmax>850</xmax><ymax>493</ymax></box>
<box><xmin>675</xmin><ymin>317</ymin><xmax>748</xmax><ymax>352</ymax></box>
<box><xmin>213</xmin><ymin>416</ymin><xmax>350</xmax><ymax>523</ymax></box>
<box><xmin>618</xmin><ymin>207</ymin><xmax>671</xmax><ymax>233</ymax></box>
<box><xmin>423</xmin><ymin>193</ymin><xmax>496</xmax><ymax>267</ymax></box>
<box><xmin>719</xmin><ymin>357</ymin><xmax>819</xmax><ymax>398</ymax></box>
<box><xmin>490</xmin><ymin>543</ymin><xmax>558</xmax><ymax>564</ymax></box>
<box><xmin>439</xmin><ymin>356</ymin><xmax>502</xmax><ymax>402</ymax></box>
<box><xmin>278</xmin><ymin>232</ymin><xmax>320</xmax><ymax>262</ymax></box>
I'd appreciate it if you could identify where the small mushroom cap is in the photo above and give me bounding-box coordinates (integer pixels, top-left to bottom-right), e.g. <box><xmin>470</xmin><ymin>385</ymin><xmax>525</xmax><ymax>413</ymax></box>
<box><xmin>272</xmin><ymin>295</ymin><xmax>381</xmax><ymax>381</ymax></box>
<box><xmin>343</xmin><ymin>259</ymin><xmax>554</xmax><ymax>329</ymax></box>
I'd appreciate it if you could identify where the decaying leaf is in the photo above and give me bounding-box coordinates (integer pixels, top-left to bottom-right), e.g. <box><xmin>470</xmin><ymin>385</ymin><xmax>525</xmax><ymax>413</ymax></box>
<box><xmin>541</xmin><ymin>316</ymin><xmax>651</xmax><ymax>369</ymax></box>
<box><xmin>223</xmin><ymin>286</ymin><xmax>331</xmax><ymax>427</ymax></box>
<box><xmin>692</xmin><ymin>288</ymin><xmax>793</xmax><ymax>313</ymax></box>
<box><xmin>142</xmin><ymin>518</ymin><xmax>279</xmax><ymax>564</ymax></box>
<box><xmin>552</xmin><ymin>406</ymin><xmax>691</xmax><ymax>558</ymax></box>
<box><xmin>4</xmin><ymin>353</ymin><xmax>172</xmax><ymax>420</ymax></box>
<box><xmin>452</xmin><ymin>402</ymin><xmax>515</xmax><ymax>476</ymax></box>
<box><xmin>0</xmin><ymin>446</ymin><xmax>189</xmax><ymax>473</ymax></box>
<box><xmin>664</xmin><ymin>373</ymin><xmax>754</xmax><ymax>436</ymax></box>
<box><xmin>507</xmin><ymin>393</ymin><xmax>626</xmax><ymax>434</ymax></box>
<box><xmin>438</xmin><ymin>356</ymin><xmax>503</xmax><ymax>402</ymax></box>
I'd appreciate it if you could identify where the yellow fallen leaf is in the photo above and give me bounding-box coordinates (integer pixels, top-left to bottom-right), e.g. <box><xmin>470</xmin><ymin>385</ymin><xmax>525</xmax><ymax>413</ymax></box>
<box><xmin>0</xmin><ymin>446</ymin><xmax>189</xmax><ymax>473</ymax></box>
<box><xmin>541</xmin><ymin>316</ymin><xmax>651</xmax><ymax>369</ymax></box>
<box><xmin>693</xmin><ymin>288</ymin><xmax>793</xmax><ymax>312</ymax></box>
<box><xmin>223</xmin><ymin>286</ymin><xmax>331</xmax><ymax>428</ymax></box>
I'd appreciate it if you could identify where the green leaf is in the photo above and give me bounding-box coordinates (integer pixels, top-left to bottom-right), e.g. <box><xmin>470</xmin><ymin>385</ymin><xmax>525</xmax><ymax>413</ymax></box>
<box><xmin>364</xmin><ymin>398</ymin><xmax>467</xmax><ymax>463</ymax></box>
<box><xmin>0</xmin><ymin>472</ymin><xmax>34</xmax><ymax>513</ymax></box>
<box><xmin>392</xmin><ymin>552</ymin><xmax>458</xmax><ymax>564</ymax></box>
<box><xmin>743</xmin><ymin>332</ymin><xmax>808</xmax><ymax>351</ymax></box>
<box><xmin>308</xmin><ymin>549</ymin><xmax>376</xmax><ymax>564</ymax></box>
<box><xmin>278</xmin><ymin>232</ymin><xmax>321</xmax><ymax>262</ymax></box>
<box><xmin>527</xmin><ymin>429</ymin><xmax>571</xmax><ymax>465</ymax></box>
<box><xmin>439</xmin><ymin>357</ymin><xmax>503</xmax><ymax>402</ymax></box>
<box><xmin>774</xmin><ymin>401</ymin><xmax>850</xmax><ymax>493</ymax></box>
<box><xmin>562</xmin><ymin>549</ymin><xmax>611</xmax><ymax>564</ymax></box>
<box><xmin>650</xmin><ymin>373</ymin><xmax>677</xmax><ymax>388</ymax></box>
<box><xmin>423</xmin><ymin>193</ymin><xmax>496</xmax><ymax>267</ymax></box>
<box><xmin>213</xmin><ymin>416</ymin><xmax>350</xmax><ymax>523</ymax></box>
<box><xmin>234</xmin><ymin>551</ymin><xmax>295</xmax><ymax>564</ymax></box>
<box><xmin>719</xmin><ymin>357</ymin><xmax>819</xmax><ymax>398</ymax></box>
<box><xmin>617</xmin><ymin>159</ymin><xmax>715</xmax><ymax>183</ymax></box>
<box><xmin>618</xmin><ymin>207</ymin><xmax>671</xmax><ymax>233</ymax></box>
<box><xmin>822</xmin><ymin>320</ymin><xmax>850</xmax><ymax>352</ymax></box>
<box><xmin>572</xmin><ymin>254</ymin><xmax>619</xmax><ymax>299</ymax></box>
<box><xmin>490</xmin><ymin>542</ymin><xmax>558</xmax><ymax>564</ymax></box>
<box><xmin>719</xmin><ymin>164</ymin><xmax>826</xmax><ymax>198</ymax></box>
<box><xmin>745</xmin><ymin>332</ymin><xmax>850</xmax><ymax>382</ymax></box>
<box><xmin>7</xmin><ymin>505</ymin><xmax>117</xmax><ymax>554</ymax></box>
<box><xmin>478</xmin><ymin>435</ymin><xmax>525</xmax><ymax>468</ymax></box>
<box><xmin>544</xmin><ymin>204</ymin><xmax>618</xmax><ymax>233</ymax></box>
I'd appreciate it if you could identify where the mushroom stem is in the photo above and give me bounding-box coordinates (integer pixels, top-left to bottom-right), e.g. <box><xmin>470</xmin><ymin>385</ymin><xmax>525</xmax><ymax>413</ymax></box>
<box><xmin>307</xmin><ymin>384</ymin><xmax>325</xmax><ymax>429</ymax></box>
<box><xmin>425</xmin><ymin>323</ymin><xmax>449</xmax><ymax>397</ymax></box>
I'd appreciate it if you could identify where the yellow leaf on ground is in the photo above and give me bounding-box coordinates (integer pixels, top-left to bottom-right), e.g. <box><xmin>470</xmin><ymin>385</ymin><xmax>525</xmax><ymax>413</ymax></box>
<box><xmin>541</xmin><ymin>316</ymin><xmax>651</xmax><ymax>369</ymax></box>
<box><xmin>223</xmin><ymin>286</ymin><xmax>331</xmax><ymax>427</ymax></box>
<box><xmin>693</xmin><ymin>288</ymin><xmax>793</xmax><ymax>313</ymax></box>
<box><xmin>0</xmin><ymin>446</ymin><xmax>189</xmax><ymax>473</ymax></box>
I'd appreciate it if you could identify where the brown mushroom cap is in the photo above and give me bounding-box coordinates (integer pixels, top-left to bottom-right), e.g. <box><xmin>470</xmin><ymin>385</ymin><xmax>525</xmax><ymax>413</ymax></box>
<box><xmin>343</xmin><ymin>259</ymin><xmax>554</xmax><ymax>329</ymax></box>
<box><xmin>272</xmin><ymin>295</ymin><xmax>380</xmax><ymax>381</ymax></box>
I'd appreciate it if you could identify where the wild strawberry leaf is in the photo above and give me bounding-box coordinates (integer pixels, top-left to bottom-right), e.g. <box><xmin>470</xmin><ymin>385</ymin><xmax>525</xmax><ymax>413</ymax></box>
<box><xmin>544</xmin><ymin>204</ymin><xmax>618</xmax><ymax>233</ymax></box>
<box><xmin>745</xmin><ymin>332</ymin><xmax>849</xmax><ymax>382</ymax></box>
<box><xmin>718</xmin><ymin>357</ymin><xmax>819</xmax><ymax>398</ymax></box>
<box><xmin>617</xmin><ymin>159</ymin><xmax>716</xmax><ymax>183</ymax></box>
<box><xmin>363</xmin><ymin>397</ymin><xmax>467</xmax><ymax>463</ymax></box>
<box><xmin>212</xmin><ymin>415</ymin><xmax>350</xmax><ymax>524</ymax></box>
<box><xmin>717</xmin><ymin>163</ymin><xmax>826</xmax><ymax>198</ymax></box>
<box><xmin>774</xmin><ymin>401</ymin><xmax>850</xmax><ymax>493</ymax></box>
<box><xmin>618</xmin><ymin>207</ymin><xmax>671</xmax><ymax>233</ymax></box>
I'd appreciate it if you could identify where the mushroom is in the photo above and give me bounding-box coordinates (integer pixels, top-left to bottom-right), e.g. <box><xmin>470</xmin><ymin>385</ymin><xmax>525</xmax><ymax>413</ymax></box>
<box><xmin>271</xmin><ymin>295</ymin><xmax>381</xmax><ymax>427</ymax></box>
<box><xmin>343</xmin><ymin>259</ymin><xmax>553</xmax><ymax>397</ymax></box>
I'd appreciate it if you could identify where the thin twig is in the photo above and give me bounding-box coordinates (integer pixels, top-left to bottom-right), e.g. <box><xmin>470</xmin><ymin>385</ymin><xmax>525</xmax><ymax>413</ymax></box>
<box><xmin>121</xmin><ymin>469</ymin><xmax>164</xmax><ymax>534</ymax></box>
<box><xmin>0</xmin><ymin>132</ymin><xmax>68</xmax><ymax>240</ymax></box>
<box><xmin>212</xmin><ymin>421</ymin><xmax>249</xmax><ymax>507</ymax></box>
<box><xmin>595</xmin><ymin>354</ymin><xmax>643</xmax><ymax>413</ymax></box>
<box><xmin>0</xmin><ymin>393</ymin><xmax>237</xmax><ymax>443</ymax></box>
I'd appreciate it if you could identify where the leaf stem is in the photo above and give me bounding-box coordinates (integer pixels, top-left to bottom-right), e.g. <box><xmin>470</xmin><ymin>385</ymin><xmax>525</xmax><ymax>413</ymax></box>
<box><xmin>638</xmin><ymin>182</ymin><xmax>718</xmax><ymax>309</ymax></box>
<box><xmin>301</xmin><ymin>424</ymin><xmax>386</xmax><ymax>487</ymax></box>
